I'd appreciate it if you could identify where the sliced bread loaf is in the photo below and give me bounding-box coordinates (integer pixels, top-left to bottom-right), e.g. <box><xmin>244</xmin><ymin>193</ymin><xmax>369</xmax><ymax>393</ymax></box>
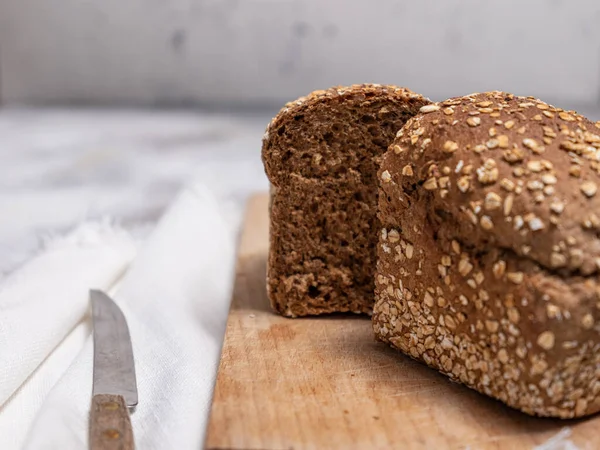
<box><xmin>374</xmin><ymin>91</ymin><xmax>600</xmax><ymax>417</ymax></box>
<box><xmin>263</xmin><ymin>84</ymin><xmax>430</xmax><ymax>317</ymax></box>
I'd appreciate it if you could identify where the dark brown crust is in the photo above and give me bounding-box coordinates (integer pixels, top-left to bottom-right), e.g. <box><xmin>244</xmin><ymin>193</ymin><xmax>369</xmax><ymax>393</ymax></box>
<box><xmin>374</xmin><ymin>91</ymin><xmax>600</xmax><ymax>418</ymax></box>
<box><xmin>262</xmin><ymin>84</ymin><xmax>430</xmax><ymax>317</ymax></box>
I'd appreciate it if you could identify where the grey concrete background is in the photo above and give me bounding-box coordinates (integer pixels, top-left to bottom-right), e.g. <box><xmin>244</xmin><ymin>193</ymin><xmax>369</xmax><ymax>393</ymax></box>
<box><xmin>2</xmin><ymin>0</ymin><xmax>600</xmax><ymax>108</ymax></box>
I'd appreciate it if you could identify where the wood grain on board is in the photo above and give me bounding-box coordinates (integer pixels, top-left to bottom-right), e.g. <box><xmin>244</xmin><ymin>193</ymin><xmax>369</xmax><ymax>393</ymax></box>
<box><xmin>205</xmin><ymin>194</ymin><xmax>598</xmax><ymax>450</ymax></box>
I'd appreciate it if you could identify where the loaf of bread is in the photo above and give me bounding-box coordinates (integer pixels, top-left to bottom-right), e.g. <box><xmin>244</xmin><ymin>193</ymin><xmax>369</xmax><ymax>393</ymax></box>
<box><xmin>374</xmin><ymin>91</ymin><xmax>600</xmax><ymax>418</ymax></box>
<box><xmin>262</xmin><ymin>84</ymin><xmax>430</xmax><ymax>317</ymax></box>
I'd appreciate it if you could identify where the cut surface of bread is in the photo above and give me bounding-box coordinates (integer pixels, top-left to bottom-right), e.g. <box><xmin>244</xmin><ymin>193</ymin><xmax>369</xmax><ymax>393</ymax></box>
<box><xmin>374</xmin><ymin>91</ymin><xmax>600</xmax><ymax>418</ymax></box>
<box><xmin>262</xmin><ymin>84</ymin><xmax>430</xmax><ymax>317</ymax></box>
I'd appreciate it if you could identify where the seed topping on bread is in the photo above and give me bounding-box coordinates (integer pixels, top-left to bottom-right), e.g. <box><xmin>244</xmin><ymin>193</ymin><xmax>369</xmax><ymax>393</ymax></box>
<box><xmin>375</xmin><ymin>91</ymin><xmax>600</xmax><ymax>417</ymax></box>
<box><xmin>389</xmin><ymin>91</ymin><xmax>600</xmax><ymax>277</ymax></box>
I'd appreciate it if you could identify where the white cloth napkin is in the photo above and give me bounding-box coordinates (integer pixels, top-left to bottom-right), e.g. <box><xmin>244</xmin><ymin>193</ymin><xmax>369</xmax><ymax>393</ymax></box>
<box><xmin>0</xmin><ymin>182</ymin><xmax>237</xmax><ymax>449</ymax></box>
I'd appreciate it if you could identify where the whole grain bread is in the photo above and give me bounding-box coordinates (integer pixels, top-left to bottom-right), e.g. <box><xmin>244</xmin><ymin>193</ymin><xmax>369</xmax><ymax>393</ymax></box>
<box><xmin>374</xmin><ymin>91</ymin><xmax>600</xmax><ymax>418</ymax></box>
<box><xmin>263</xmin><ymin>84</ymin><xmax>430</xmax><ymax>317</ymax></box>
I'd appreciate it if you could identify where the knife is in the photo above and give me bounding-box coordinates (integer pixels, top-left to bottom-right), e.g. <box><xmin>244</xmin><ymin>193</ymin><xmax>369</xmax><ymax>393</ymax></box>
<box><xmin>90</xmin><ymin>290</ymin><xmax>138</xmax><ymax>450</ymax></box>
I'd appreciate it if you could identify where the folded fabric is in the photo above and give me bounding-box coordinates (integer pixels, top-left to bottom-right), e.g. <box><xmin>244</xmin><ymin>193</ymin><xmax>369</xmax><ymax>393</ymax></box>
<box><xmin>0</xmin><ymin>182</ymin><xmax>237</xmax><ymax>449</ymax></box>
<box><xmin>0</xmin><ymin>221</ymin><xmax>136</xmax><ymax>449</ymax></box>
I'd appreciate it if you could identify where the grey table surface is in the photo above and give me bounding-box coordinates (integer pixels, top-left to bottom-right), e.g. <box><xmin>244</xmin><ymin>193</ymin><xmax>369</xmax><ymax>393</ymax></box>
<box><xmin>0</xmin><ymin>107</ymin><xmax>272</xmax><ymax>280</ymax></box>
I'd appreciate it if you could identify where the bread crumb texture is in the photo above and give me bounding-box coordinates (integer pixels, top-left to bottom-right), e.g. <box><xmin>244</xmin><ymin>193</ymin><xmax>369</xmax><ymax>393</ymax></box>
<box><xmin>374</xmin><ymin>91</ymin><xmax>600</xmax><ymax>418</ymax></box>
<box><xmin>262</xmin><ymin>84</ymin><xmax>429</xmax><ymax>317</ymax></box>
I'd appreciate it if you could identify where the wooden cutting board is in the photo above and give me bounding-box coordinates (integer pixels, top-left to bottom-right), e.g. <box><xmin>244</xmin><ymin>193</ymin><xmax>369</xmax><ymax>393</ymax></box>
<box><xmin>205</xmin><ymin>194</ymin><xmax>598</xmax><ymax>450</ymax></box>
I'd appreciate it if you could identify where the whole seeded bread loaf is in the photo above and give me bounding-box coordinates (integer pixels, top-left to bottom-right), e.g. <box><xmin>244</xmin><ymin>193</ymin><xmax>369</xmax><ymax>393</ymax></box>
<box><xmin>262</xmin><ymin>84</ymin><xmax>430</xmax><ymax>317</ymax></box>
<box><xmin>374</xmin><ymin>91</ymin><xmax>600</xmax><ymax>418</ymax></box>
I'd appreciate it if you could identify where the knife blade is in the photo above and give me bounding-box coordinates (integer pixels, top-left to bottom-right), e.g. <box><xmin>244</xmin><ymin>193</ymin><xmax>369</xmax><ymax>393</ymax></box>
<box><xmin>90</xmin><ymin>289</ymin><xmax>137</xmax><ymax>450</ymax></box>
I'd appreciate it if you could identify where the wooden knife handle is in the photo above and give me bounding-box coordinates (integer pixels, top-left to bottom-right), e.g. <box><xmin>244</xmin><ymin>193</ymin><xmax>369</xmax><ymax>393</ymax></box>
<box><xmin>90</xmin><ymin>394</ymin><xmax>134</xmax><ymax>450</ymax></box>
